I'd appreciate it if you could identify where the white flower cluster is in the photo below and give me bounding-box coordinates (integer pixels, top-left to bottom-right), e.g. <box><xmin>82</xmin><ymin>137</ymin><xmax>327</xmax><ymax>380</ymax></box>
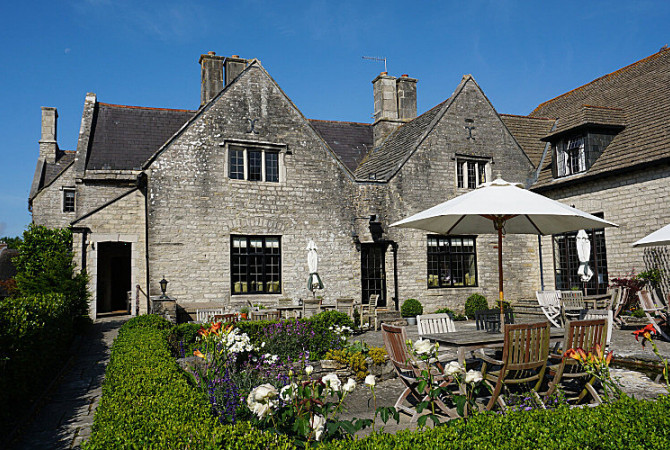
<box><xmin>443</xmin><ymin>361</ymin><xmax>483</xmax><ymax>384</ymax></box>
<box><xmin>246</xmin><ymin>384</ymin><xmax>278</xmax><ymax>419</ymax></box>
<box><xmin>218</xmin><ymin>328</ymin><xmax>256</xmax><ymax>354</ymax></box>
<box><xmin>329</xmin><ymin>325</ymin><xmax>353</xmax><ymax>335</ymax></box>
<box><xmin>262</xmin><ymin>353</ymin><xmax>279</xmax><ymax>364</ymax></box>
<box><xmin>310</xmin><ymin>414</ymin><xmax>326</xmax><ymax>441</ymax></box>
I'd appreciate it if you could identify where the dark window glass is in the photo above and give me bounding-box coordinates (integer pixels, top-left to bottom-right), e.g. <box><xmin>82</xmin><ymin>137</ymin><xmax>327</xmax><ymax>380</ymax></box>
<box><xmin>553</xmin><ymin>224</ymin><xmax>608</xmax><ymax>295</ymax></box>
<box><xmin>467</xmin><ymin>162</ymin><xmax>477</xmax><ymax>189</ymax></box>
<box><xmin>265</xmin><ymin>152</ymin><xmax>279</xmax><ymax>182</ymax></box>
<box><xmin>248</xmin><ymin>150</ymin><xmax>262</xmax><ymax>181</ymax></box>
<box><xmin>427</xmin><ymin>235</ymin><xmax>477</xmax><ymax>288</ymax></box>
<box><xmin>231</xmin><ymin>236</ymin><xmax>281</xmax><ymax>295</ymax></box>
<box><xmin>478</xmin><ymin>163</ymin><xmax>486</xmax><ymax>185</ymax></box>
<box><xmin>63</xmin><ymin>189</ymin><xmax>75</xmax><ymax>212</ymax></box>
<box><xmin>229</xmin><ymin>147</ymin><xmax>244</xmax><ymax>180</ymax></box>
<box><xmin>457</xmin><ymin>162</ymin><xmax>464</xmax><ymax>188</ymax></box>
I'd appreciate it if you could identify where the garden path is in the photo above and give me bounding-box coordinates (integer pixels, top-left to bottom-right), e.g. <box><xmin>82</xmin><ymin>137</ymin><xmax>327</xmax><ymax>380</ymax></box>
<box><xmin>9</xmin><ymin>313</ymin><xmax>129</xmax><ymax>449</ymax></box>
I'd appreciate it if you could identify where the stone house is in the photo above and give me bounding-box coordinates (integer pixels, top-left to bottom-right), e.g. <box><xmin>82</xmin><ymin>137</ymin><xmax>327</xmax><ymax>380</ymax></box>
<box><xmin>28</xmin><ymin>48</ymin><xmax>670</xmax><ymax>319</ymax></box>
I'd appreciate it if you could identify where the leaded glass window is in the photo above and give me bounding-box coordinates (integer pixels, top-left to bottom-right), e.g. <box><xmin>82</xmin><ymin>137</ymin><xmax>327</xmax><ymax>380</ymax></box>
<box><xmin>231</xmin><ymin>236</ymin><xmax>281</xmax><ymax>295</ymax></box>
<box><xmin>427</xmin><ymin>235</ymin><xmax>477</xmax><ymax>288</ymax></box>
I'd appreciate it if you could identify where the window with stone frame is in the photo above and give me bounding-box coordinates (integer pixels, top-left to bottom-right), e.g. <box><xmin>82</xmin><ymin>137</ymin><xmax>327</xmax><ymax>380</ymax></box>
<box><xmin>227</xmin><ymin>144</ymin><xmax>280</xmax><ymax>183</ymax></box>
<box><xmin>427</xmin><ymin>235</ymin><xmax>477</xmax><ymax>288</ymax></box>
<box><xmin>231</xmin><ymin>235</ymin><xmax>281</xmax><ymax>295</ymax></box>
<box><xmin>553</xmin><ymin>214</ymin><xmax>609</xmax><ymax>294</ymax></box>
<box><xmin>555</xmin><ymin>136</ymin><xmax>586</xmax><ymax>177</ymax></box>
<box><xmin>62</xmin><ymin>188</ymin><xmax>75</xmax><ymax>213</ymax></box>
<box><xmin>456</xmin><ymin>158</ymin><xmax>490</xmax><ymax>189</ymax></box>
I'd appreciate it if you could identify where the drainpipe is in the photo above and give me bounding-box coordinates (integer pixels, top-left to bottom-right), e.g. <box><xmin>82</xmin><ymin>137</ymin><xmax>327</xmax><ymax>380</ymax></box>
<box><xmin>391</xmin><ymin>242</ymin><xmax>399</xmax><ymax>311</ymax></box>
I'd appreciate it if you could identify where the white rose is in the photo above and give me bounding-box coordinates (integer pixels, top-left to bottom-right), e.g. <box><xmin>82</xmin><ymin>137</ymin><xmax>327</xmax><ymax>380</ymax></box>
<box><xmin>342</xmin><ymin>378</ymin><xmax>356</xmax><ymax>394</ymax></box>
<box><xmin>444</xmin><ymin>361</ymin><xmax>464</xmax><ymax>377</ymax></box>
<box><xmin>322</xmin><ymin>373</ymin><xmax>341</xmax><ymax>392</ymax></box>
<box><xmin>248</xmin><ymin>400</ymin><xmax>272</xmax><ymax>419</ymax></box>
<box><xmin>310</xmin><ymin>414</ymin><xmax>326</xmax><ymax>441</ymax></box>
<box><xmin>249</xmin><ymin>383</ymin><xmax>278</xmax><ymax>403</ymax></box>
<box><xmin>280</xmin><ymin>383</ymin><xmax>297</xmax><ymax>402</ymax></box>
<box><xmin>305</xmin><ymin>365</ymin><xmax>314</xmax><ymax>376</ymax></box>
<box><xmin>365</xmin><ymin>374</ymin><xmax>376</xmax><ymax>387</ymax></box>
<box><xmin>413</xmin><ymin>339</ymin><xmax>434</xmax><ymax>355</ymax></box>
<box><xmin>465</xmin><ymin>370</ymin><xmax>483</xmax><ymax>385</ymax></box>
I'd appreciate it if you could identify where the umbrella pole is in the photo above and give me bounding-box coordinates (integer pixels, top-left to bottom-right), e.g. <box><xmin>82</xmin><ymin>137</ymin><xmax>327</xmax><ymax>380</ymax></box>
<box><xmin>498</xmin><ymin>226</ymin><xmax>504</xmax><ymax>326</ymax></box>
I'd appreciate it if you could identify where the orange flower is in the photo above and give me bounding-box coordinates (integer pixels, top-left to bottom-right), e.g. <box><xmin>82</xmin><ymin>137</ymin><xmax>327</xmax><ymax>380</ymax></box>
<box><xmin>633</xmin><ymin>324</ymin><xmax>656</xmax><ymax>344</ymax></box>
<box><xmin>193</xmin><ymin>349</ymin><xmax>206</xmax><ymax>359</ymax></box>
<box><xmin>564</xmin><ymin>348</ymin><xmax>584</xmax><ymax>361</ymax></box>
<box><xmin>605</xmin><ymin>351</ymin><xmax>614</xmax><ymax>365</ymax></box>
<box><xmin>210</xmin><ymin>321</ymin><xmax>222</xmax><ymax>335</ymax></box>
<box><xmin>197</xmin><ymin>326</ymin><xmax>210</xmax><ymax>337</ymax></box>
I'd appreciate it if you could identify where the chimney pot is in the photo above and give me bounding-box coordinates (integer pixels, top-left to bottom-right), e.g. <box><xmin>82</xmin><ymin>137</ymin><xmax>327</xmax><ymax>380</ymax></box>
<box><xmin>381</xmin><ymin>71</ymin><xmax>388</xmax><ymax>75</ymax></box>
<box><xmin>401</xmin><ymin>74</ymin><xmax>409</xmax><ymax>77</ymax></box>
<box><xmin>208</xmin><ymin>51</ymin><xmax>216</xmax><ymax>55</ymax></box>
<box><xmin>232</xmin><ymin>55</ymin><xmax>239</xmax><ymax>58</ymax></box>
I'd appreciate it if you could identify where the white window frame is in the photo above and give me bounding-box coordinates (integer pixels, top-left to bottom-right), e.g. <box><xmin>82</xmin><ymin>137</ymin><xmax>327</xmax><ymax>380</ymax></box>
<box><xmin>456</xmin><ymin>158</ymin><xmax>491</xmax><ymax>189</ymax></box>
<box><xmin>62</xmin><ymin>188</ymin><xmax>76</xmax><ymax>213</ymax></box>
<box><xmin>556</xmin><ymin>136</ymin><xmax>586</xmax><ymax>177</ymax></box>
<box><xmin>224</xmin><ymin>141</ymin><xmax>287</xmax><ymax>184</ymax></box>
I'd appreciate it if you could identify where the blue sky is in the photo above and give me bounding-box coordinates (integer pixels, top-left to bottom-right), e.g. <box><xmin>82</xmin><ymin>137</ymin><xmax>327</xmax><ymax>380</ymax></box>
<box><xmin>1</xmin><ymin>0</ymin><xmax>669</xmax><ymax>237</ymax></box>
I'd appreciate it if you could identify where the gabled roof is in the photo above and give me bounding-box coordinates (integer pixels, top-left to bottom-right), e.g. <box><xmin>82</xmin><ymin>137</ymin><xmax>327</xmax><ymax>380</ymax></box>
<box><xmin>87</xmin><ymin>103</ymin><xmax>195</xmax><ymax>170</ymax></box>
<box><xmin>309</xmin><ymin>120</ymin><xmax>372</xmax><ymax>172</ymax></box>
<box><xmin>500</xmin><ymin>114</ymin><xmax>555</xmax><ymax>169</ymax></box>
<box><xmin>530</xmin><ymin>47</ymin><xmax>670</xmax><ymax>189</ymax></box>
<box><xmin>30</xmin><ymin>150</ymin><xmax>77</xmax><ymax>201</ymax></box>
<box><xmin>354</xmin><ymin>98</ymin><xmax>449</xmax><ymax>181</ymax></box>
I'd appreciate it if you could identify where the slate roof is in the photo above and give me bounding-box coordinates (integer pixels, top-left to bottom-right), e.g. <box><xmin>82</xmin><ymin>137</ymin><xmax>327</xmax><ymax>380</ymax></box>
<box><xmin>43</xmin><ymin>151</ymin><xmax>76</xmax><ymax>186</ymax></box>
<box><xmin>86</xmin><ymin>103</ymin><xmax>195</xmax><ymax>170</ymax></box>
<box><xmin>354</xmin><ymin>99</ymin><xmax>448</xmax><ymax>181</ymax></box>
<box><xmin>309</xmin><ymin>120</ymin><xmax>372</xmax><ymax>172</ymax></box>
<box><xmin>529</xmin><ymin>47</ymin><xmax>670</xmax><ymax>190</ymax></box>
<box><xmin>499</xmin><ymin>114</ymin><xmax>555</xmax><ymax>169</ymax></box>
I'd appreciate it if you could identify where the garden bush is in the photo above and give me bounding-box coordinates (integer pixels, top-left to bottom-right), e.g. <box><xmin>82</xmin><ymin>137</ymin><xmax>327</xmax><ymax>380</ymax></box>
<box><xmin>464</xmin><ymin>293</ymin><xmax>488</xmax><ymax>318</ymax></box>
<box><xmin>321</xmin><ymin>395</ymin><xmax>670</xmax><ymax>449</ymax></box>
<box><xmin>401</xmin><ymin>298</ymin><xmax>423</xmax><ymax>317</ymax></box>
<box><xmin>434</xmin><ymin>307</ymin><xmax>467</xmax><ymax>321</ymax></box>
<box><xmin>84</xmin><ymin>318</ymin><xmax>293</xmax><ymax>449</ymax></box>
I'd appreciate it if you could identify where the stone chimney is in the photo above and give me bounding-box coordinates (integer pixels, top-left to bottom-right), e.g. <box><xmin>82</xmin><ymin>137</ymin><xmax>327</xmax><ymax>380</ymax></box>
<box><xmin>224</xmin><ymin>55</ymin><xmax>248</xmax><ymax>86</ymax></box>
<box><xmin>199</xmin><ymin>51</ymin><xmax>225</xmax><ymax>106</ymax></box>
<box><xmin>39</xmin><ymin>107</ymin><xmax>58</xmax><ymax>163</ymax></box>
<box><xmin>396</xmin><ymin>74</ymin><xmax>417</xmax><ymax>119</ymax></box>
<box><xmin>372</xmin><ymin>72</ymin><xmax>418</xmax><ymax>147</ymax></box>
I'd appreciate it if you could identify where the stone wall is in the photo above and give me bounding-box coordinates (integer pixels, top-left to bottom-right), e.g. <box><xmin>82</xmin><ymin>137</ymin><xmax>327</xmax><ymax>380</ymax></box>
<box><xmin>536</xmin><ymin>163</ymin><xmax>670</xmax><ymax>296</ymax></box>
<box><xmin>147</xmin><ymin>63</ymin><xmax>360</xmax><ymax>306</ymax></box>
<box><xmin>31</xmin><ymin>164</ymin><xmax>77</xmax><ymax>228</ymax></box>
<box><xmin>72</xmin><ymin>189</ymin><xmax>147</xmax><ymax>318</ymax></box>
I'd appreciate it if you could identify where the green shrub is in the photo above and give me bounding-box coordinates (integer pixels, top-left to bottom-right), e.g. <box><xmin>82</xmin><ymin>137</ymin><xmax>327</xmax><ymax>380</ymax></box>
<box><xmin>401</xmin><ymin>298</ymin><xmax>423</xmax><ymax>317</ymax></box>
<box><xmin>434</xmin><ymin>307</ymin><xmax>467</xmax><ymax>321</ymax></box>
<box><xmin>311</xmin><ymin>310</ymin><xmax>354</xmax><ymax>330</ymax></box>
<box><xmin>464</xmin><ymin>293</ymin><xmax>488</xmax><ymax>317</ymax></box>
<box><xmin>320</xmin><ymin>395</ymin><xmax>670</xmax><ymax>449</ymax></box>
<box><xmin>83</xmin><ymin>318</ymin><xmax>293</xmax><ymax>449</ymax></box>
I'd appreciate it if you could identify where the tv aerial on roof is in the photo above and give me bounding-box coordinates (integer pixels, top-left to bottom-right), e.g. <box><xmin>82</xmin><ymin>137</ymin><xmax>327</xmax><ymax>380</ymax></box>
<box><xmin>362</xmin><ymin>56</ymin><xmax>387</xmax><ymax>73</ymax></box>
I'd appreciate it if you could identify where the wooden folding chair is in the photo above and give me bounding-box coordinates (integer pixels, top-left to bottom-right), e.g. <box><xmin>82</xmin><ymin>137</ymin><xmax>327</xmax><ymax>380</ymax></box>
<box><xmin>361</xmin><ymin>294</ymin><xmax>379</xmax><ymax>328</ymax></box>
<box><xmin>381</xmin><ymin>323</ymin><xmax>455</xmax><ymax>422</ymax></box>
<box><xmin>637</xmin><ymin>290</ymin><xmax>670</xmax><ymax>341</ymax></box>
<box><xmin>475</xmin><ymin>308</ymin><xmax>514</xmax><ymax>333</ymax></box>
<box><xmin>302</xmin><ymin>299</ymin><xmax>321</xmax><ymax>318</ymax></box>
<box><xmin>482</xmin><ymin>321</ymin><xmax>551</xmax><ymax>411</ymax></box>
<box><xmin>560</xmin><ymin>291</ymin><xmax>586</xmax><ymax>323</ymax></box>
<box><xmin>335</xmin><ymin>298</ymin><xmax>355</xmax><ymax>320</ymax></box>
<box><xmin>536</xmin><ymin>291</ymin><xmax>562</xmax><ymax>327</ymax></box>
<box><xmin>544</xmin><ymin>318</ymin><xmax>608</xmax><ymax>405</ymax></box>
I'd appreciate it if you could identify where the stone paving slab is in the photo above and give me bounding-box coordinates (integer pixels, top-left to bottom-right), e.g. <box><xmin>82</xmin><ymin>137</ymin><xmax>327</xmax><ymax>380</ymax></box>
<box><xmin>9</xmin><ymin>314</ymin><xmax>129</xmax><ymax>450</ymax></box>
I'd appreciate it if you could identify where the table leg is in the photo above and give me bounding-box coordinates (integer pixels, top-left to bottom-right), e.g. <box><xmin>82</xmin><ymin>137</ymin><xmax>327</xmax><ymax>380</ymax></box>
<box><xmin>458</xmin><ymin>347</ymin><xmax>466</xmax><ymax>365</ymax></box>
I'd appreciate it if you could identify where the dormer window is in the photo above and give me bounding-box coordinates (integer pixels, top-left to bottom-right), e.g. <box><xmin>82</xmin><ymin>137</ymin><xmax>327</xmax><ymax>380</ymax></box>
<box><xmin>556</xmin><ymin>136</ymin><xmax>586</xmax><ymax>177</ymax></box>
<box><xmin>456</xmin><ymin>158</ymin><xmax>491</xmax><ymax>189</ymax></box>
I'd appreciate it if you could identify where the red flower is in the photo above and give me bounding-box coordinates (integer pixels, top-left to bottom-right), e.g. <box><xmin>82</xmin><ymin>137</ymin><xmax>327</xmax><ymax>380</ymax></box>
<box><xmin>633</xmin><ymin>324</ymin><xmax>656</xmax><ymax>343</ymax></box>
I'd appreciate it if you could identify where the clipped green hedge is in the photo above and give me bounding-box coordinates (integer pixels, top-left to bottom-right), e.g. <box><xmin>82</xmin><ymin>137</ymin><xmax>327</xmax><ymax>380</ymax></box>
<box><xmin>84</xmin><ymin>315</ymin><xmax>293</xmax><ymax>449</ymax></box>
<box><xmin>321</xmin><ymin>396</ymin><xmax>670</xmax><ymax>449</ymax></box>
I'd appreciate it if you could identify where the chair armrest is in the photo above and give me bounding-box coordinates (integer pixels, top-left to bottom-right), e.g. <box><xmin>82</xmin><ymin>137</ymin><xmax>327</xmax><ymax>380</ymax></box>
<box><xmin>476</xmin><ymin>348</ymin><xmax>503</xmax><ymax>366</ymax></box>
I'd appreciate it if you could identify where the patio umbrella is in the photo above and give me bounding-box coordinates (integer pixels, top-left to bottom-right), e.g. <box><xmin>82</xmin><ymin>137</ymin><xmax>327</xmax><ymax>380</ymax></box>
<box><xmin>632</xmin><ymin>223</ymin><xmax>670</xmax><ymax>247</ymax></box>
<box><xmin>391</xmin><ymin>177</ymin><xmax>617</xmax><ymax>322</ymax></box>
<box><xmin>307</xmin><ymin>240</ymin><xmax>323</xmax><ymax>298</ymax></box>
<box><xmin>576</xmin><ymin>230</ymin><xmax>594</xmax><ymax>282</ymax></box>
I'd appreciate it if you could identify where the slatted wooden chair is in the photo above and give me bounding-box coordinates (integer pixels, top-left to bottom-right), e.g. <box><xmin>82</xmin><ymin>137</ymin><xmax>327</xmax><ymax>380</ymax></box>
<box><xmin>544</xmin><ymin>318</ymin><xmax>608</xmax><ymax>405</ymax></box>
<box><xmin>360</xmin><ymin>294</ymin><xmax>379</xmax><ymax>328</ymax></box>
<box><xmin>637</xmin><ymin>289</ymin><xmax>670</xmax><ymax>341</ymax></box>
<box><xmin>277</xmin><ymin>298</ymin><xmax>301</xmax><ymax>319</ymax></box>
<box><xmin>196</xmin><ymin>308</ymin><xmax>225</xmax><ymax>323</ymax></box>
<box><xmin>417</xmin><ymin>313</ymin><xmax>458</xmax><ymax>363</ymax></box>
<box><xmin>381</xmin><ymin>323</ymin><xmax>455</xmax><ymax>422</ymax></box>
<box><xmin>335</xmin><ymin>298</ymin><xmax>355</xmax><ymax>320</ymax></box>
<box><xmin>560</xmin><ymin>291</ymin><xmax>586</xmax><ymax>323</ymax></box>
<box><xmin>482</xmin><ymin>321</ymin><xmax>551</xmax><ymax>411</ymax></box>
<box><xmin>475</xmin><ymin>308</ymin><xmax>514</xmax><ymax>333</ymax></box>
<box><xmin>302</xmin><ymin>298</ymin><xmax>322</xmax><ymax>318</ymax></box>
<box><xmin>612</xmin><ymin>286</ymin><xmax>633</xmax><ymax>327</ymax></box>
<box><xmin>249</xmin><ymin>310</ymin><xmax>281</xmax><ymax>322</ymax></box>
<box><xmin>536</xmin><ymin>291</ymin><xmax>562</xmax><ymax>327</ymax></box>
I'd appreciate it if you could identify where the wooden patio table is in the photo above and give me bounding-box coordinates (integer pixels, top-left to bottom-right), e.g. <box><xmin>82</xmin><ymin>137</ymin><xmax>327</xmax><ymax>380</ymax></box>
<box><xmin>276</xmin><ymin>305</ymin><xmax>303</xmax><ymax>319</ymax></box>
<box><xmin>422</xmin><ymin>328</ymin><xmax>565</xmax><ymax>364</ymax></box>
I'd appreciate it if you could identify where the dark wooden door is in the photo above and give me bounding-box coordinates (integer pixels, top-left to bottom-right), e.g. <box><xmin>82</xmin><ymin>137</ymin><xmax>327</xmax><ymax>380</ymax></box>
<box><xmin>361</xmin><ymin>243</ymin><xmax>387</xmax><ymax>307</ymax></box>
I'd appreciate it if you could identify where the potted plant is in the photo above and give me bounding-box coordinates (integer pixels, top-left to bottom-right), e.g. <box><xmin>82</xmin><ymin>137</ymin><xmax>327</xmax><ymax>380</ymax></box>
<box><xmin>401</xmin><ymin>298</ymin><xmax>423</xmax><ymax>325</ymax></box>
<box><xmin>240</xmin><ymin>306</ymin><xmax>249</xmax><ymax>320</ymax></box>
